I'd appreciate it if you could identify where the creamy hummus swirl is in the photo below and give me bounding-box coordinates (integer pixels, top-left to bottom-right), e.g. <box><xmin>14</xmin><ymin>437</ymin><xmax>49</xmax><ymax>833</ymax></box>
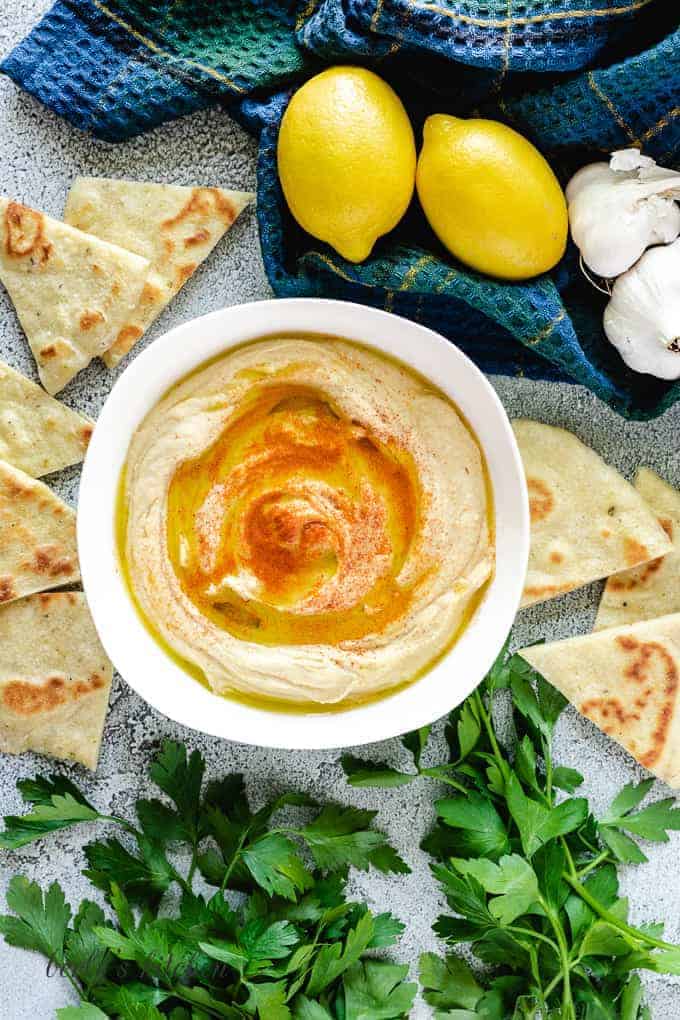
<box><xmin>122</xmin><ymin>337</ymin><xmax>493</xmax><ymax>706</ymax></box>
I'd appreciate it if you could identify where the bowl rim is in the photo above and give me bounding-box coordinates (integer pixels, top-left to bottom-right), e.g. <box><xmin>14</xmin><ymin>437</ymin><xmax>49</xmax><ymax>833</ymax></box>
<box><xmin>78</xmin><ymin>297</ymin><xmax>529</xmax><ymax>750</ymax></box>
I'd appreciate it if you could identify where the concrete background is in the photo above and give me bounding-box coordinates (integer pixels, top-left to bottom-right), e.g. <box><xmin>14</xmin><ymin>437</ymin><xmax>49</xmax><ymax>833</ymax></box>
<box><xmin>1</xmin><ymin>3</ymin><xmax>679</xmax><ymax>1016</ymax></box>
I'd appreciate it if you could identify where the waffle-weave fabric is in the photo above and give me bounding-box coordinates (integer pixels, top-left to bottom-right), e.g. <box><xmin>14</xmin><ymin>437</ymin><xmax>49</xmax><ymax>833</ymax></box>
<box><xmin>3</xmin><ymin>1</ymin><xmax>679</xmax><ymax>417</ymax></box>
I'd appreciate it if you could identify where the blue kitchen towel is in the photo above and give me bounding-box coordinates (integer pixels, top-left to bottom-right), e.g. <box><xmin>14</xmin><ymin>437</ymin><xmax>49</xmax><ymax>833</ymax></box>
<box><xmin>2</xmin><ymin>1</ymin><xmax>680</xmax><ymax>418</ymax></box>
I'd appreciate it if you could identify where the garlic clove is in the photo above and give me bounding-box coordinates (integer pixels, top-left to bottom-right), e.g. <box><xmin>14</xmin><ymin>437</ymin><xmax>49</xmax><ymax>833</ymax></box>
<box><xmin>604</xmin><ymin>238</ymin><xmax>680</xmax><ymax>380</ymax></box>
<box><xmin>609</xmin><ymin>148</ymin><xmax>656</xmax><ymax>172</ymax></box>
<box><xmin>566</xmin><ymin>150</ymin><xmax>680</xmax><ymax>278</ymax></box>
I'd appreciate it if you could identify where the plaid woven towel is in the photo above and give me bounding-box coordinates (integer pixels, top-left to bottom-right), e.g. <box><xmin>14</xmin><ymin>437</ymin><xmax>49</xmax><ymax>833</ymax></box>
<box><xmin>3</xmin><ymin>1</ymin><xmax>680</xmax><ymax>418</ymax></box>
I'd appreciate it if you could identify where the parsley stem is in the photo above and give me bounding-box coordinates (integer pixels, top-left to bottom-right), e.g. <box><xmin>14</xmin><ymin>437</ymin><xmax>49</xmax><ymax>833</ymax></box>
<box><xmin>526</xmin><ymin>943</ymin><xmax>547</xmax><ymax>1014</ymax></box>
<box><xmin>187</xmin><ymin>849</ymin><xmax>198</xmax><ymax>888</ymax></box>
<box><xmin>419</xmin><ymin>768</ymin><xmax>468</xmax><ymax>793</ymax></box>
<box><xmin>473</xmin><ymin>690</ymin><xmax>510</xmax><ymax>783</ymax></box>
<box><xmin>506</xmin><ymin>924</ymin><xmax>559</xmax><ymax>956</ymax></box>
<box><xmin>563</xmin><ymin>873</ymin><xmax>679</xmax><ymax>953</ymax></box>
<box><xmin>101</xmin><ymin>814</ymin><xmax>137</xmax><ymax>835</ymax></box>
<box><xmin>219</xmin><ymin>830</ymin><xmax>249</xmax><ymax>893</ymax></box>
<box><xmin>544</xmin><ymin>904</ymin><xmax>576</xmax><ymax>1019</ymax></box>
<box><xmin>173</xmin><ymin>985</ymin><xmax>233</xmax><ymax>1019</ymax></box>
<box><xmin>169</xmin><ymin>863</ymin><xmax>193</xmax><ymax>896</ymax></box>
<box><xmin>574</xmin><ymin>850</ymin><xmax>611</xmax><ymax>879</ymax></box>
<box><xmin>60</xmin><ymin>965</ymin><xmax>87</xmax><ymax>1003</ymax></box>
<box><xmin>543</xmin><ymin>741</ymin><xmax>554</xmax><ymax>804</ymax></box>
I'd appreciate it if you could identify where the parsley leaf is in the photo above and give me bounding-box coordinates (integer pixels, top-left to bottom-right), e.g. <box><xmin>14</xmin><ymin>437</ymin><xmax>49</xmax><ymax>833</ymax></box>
<box><xmin>401</xmin><ymin>725</ymin><xmax>431</xmax><ymax>768</ymax></box>
<box><xmin>419</xmin><ymin>951</ymin><xmax>483</xmax><ymax>1011</ymax></box>
<box><xmin>149</xmin><ymin>741</ymin><xmax>205</xmax><ymax>844</ymax></box>
<box><xmin>600</xmin><ymin>781</ymin><xmax>680</xmax><ymax>843</ymax></box>
<box><xmin>341</xmin><ymin>755</ymin><xmax>414</xmax><ymax>788</ymax></box>
<box><xmin>0</xmin><ymin>777</ymin><xmax>102</xmax><ymax>849</ymax></box>
<box><xmin>84</xmin><ymin>836</ymin><xmax>175</xmax><ymax>906</ymax></box>
<box><xmin>242</xmin><ymin>832</ymin><xmax>313</xmax><ymax>900</ymax></box>
<box><xmin>343</xmin><ymin>960</ymin><xmax>417</xmax><ymax>1019</ymax></box>
<box><xmin>453</xmin><ymin>854</ymin><xmax>539</xmax><ymax>926</ymax></box>
<box><xmin>0</xmin><ymin>876</ymin><xmax>70</xmax><ymax>965</ymax></box>
<box><xmin>305</xmin><ymin>912</ymin><xmax>376</xmax><ymax>997</ymax></box>
<box><xmin>300</xmin><ymin>804</ymin><xmax>409</xmax><ymax>874</ymax></box>
<box><xmin>505</xmin><ymin>773</ymin><xmax>588</xmax><ymax>857</ymax></box>
<box><xmin>435</xmin><ymin>792</ymin><xmax>510</xmax><ymax>859</ymax></box>
<box><xmin>56</xmin><ymin>1007</ymin><xmax>109</xmax><ymax>1019</ymax></box>
<box><xmin>65</xmin><ymin>900</ymin><xmax>113</xmax><ymax>991</ymax></box>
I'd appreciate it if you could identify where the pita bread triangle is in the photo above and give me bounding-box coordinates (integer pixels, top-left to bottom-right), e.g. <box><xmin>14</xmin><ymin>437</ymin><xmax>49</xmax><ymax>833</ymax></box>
<box><xmin>519</xmin><ymin>613</ymin><xmax>680</xmax><ymax>787</ymax></box>
<box><xmin>0</xmin><ymin>358</ymin><xmax>92</xmax><ymax>477</ymax></box>
<box><xmin>0</xmin><ymin>198</ymin><xmax>149</xmax><ymax>393</ymax></box>
<box><xmin>64</xmin><ymin>178</ymin><xmax>253</xmax><ymax>367</ymax></box>
<box><xmin>596</xmin><ymin>469</ymin><xmax>680</xmax><ymax>630</ymax></box>
<box><xmin>0</xmin><ymin>459</ymin><xmax>79</xmax><ymax>606</ymax></box>
<box><xmin>513</xmin><ymin>420</ymin><xmax>672</xmax><ymax>607</ymax></box>
<box><xmin>0</xmin><ymin>592</ymin><xmax>112</xmax><ymax>770</ymax></box>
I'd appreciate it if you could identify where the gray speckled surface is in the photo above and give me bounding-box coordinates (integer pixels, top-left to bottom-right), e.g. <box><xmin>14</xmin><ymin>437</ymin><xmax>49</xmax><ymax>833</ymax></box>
<box><xmin>1</xmin><ymin>4</ymin><xmax>680</xmax><ymax>1017</ymax></box>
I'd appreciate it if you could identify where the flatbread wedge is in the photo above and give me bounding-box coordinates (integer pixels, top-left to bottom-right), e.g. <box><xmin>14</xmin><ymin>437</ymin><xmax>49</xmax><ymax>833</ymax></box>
<box><xmin>0</xmin><ymin>358</ymin><xmax>92</xmax><ymax>476</ymax></box>
<box><xmin>596</xmin><ymin>469</ymin><xmax>680</xmax><ymax>630</ymax></box>
<box><xmin>514</xmin><ymin>420</ymin><xmax>672</xmax><ymax>607</ymax></box>
<box><xmin>64</xmin><ymin>179</ymin><xmax>253</xmax><ymax>367</ymax></box>
<box><xmin>0</xmin><ymin>592</ymin><xmax>112</xmax><ymax>770</ymax></box>
<box><xmin>519</xmin><ymin>613</ymin><xmax>680</xmax><ymax>787</ymax></box>
<box><xmin>0</xmin><ymin>459</ymin><xmax>79</xmax><ymax>605</ymax></box>
<box><xmin>0</xmin><ymin>198</ymin><xmax>149</xmax><ymax>393</ymax></box>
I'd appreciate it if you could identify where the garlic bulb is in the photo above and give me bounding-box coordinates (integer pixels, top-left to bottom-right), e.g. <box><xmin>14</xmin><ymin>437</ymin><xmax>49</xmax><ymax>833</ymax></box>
<box><xmin>566</xmin><ymin>149</ymin><xmax>680</xmax><ymax>278</ymax></box>
<box><xmin>604</xmin><ymin>238</ymin><xmax>680</xmax><ymax>379</ymax></box>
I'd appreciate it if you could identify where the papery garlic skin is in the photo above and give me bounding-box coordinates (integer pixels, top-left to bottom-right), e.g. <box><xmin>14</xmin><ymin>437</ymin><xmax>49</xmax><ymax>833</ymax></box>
<box><xmin>604</xmin><ymin>238</ymin><xmax>680</xmax><ymax>380</ymax></box>
<box><xmin>566</xmin><ymin>149</ymin><xmax>680</xmax><ymax>278</ymax></box>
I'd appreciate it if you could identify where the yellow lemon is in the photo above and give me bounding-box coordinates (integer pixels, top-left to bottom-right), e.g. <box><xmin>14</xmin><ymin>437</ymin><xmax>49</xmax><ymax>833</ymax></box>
<box><xmin>277</xmin><ymin>67</ymin><xmax>416</xmax><ymax>263</ymax></box>
<box><xmin>416</xmin><ymin>115</ymin><xmax>568</xmax><ymax>280</ymax></box>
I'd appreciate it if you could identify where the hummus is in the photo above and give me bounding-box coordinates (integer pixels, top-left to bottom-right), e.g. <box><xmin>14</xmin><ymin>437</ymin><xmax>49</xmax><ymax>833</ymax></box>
<box><xmin>121</xmin><ymin>337</ymin><xmax>493</xmax><ymax>707</ymax></box>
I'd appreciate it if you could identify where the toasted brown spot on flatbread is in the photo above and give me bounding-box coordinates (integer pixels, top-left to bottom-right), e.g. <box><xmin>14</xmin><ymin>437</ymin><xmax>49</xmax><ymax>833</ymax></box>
<box><xmin>550</xmin><ymin>551</ymin><xmax>564</xmax><ymax>564</ymax></box>
<box><xmin>80</xmin><ymin>423</ymin><xmax>94</xmax><ymax>444</ymax></box>
<box><xmin>116</xmin><ymin>324</ymin><xmax>144</xmax><ymax>347</ymax></box>
<box><xmin>624</xmin><ymin>536</ymin><xmax>649</xmax><ymax>566</ymax></box>
<box><xmin>2</xmin><ymin>475</ymin><xmax>32</xmax><ymax>498</ymax></box>
<box><xmin>176</xmin><ymin>262</ymin><xmax>197</xmax><ymax>288</ymax></box>
<box><xmin>185</xmin><ymin>227</ymin><xmax>211</xmax><ymax>247</ymax></box>
<box><xmin>3</xmin><ymin>674</ymin><xmax>65</xmax><ymax>714</ymax></box>
<box><xmin>601</xmin><ymin>529</ymin><xmax>611</xmax><ymax>538</ymax></box>
<box><xmin>79</xmin><ymin>310</ymin><xmax>105</xmax><ymax>331</ymax></box>
<box><xmin>26</xmin><ymin>545</ymin><xmax>76</xmax><ymax>578</ymax></box>
<box><xmin>4</xmin><ymin>202</ymin><xmax>52</xmax><ymax>265</ymax></box>
<box><xmin>0</xmin><ymin>576</ymin><xmax>15</xmax><ymax>602</ymax></box>
<box><xmin>609</xmin><ymin>554</ymin><xmax>665</xmax><ymax>592</ymax></box>
<box><xmin>140</xmin><ymin>282</ymin><xmax>163</xmax><ymax>306</ymax></box>
<box><xmin>40</xmin><ymin>344</ymin><xmax>58</xmax><ymax>360</ymax></box>
<box><xmin>164</xmin><ymin>239</ymin><xmax>175</xmax><ymax>256</ymax></box>
<box><xmin>660</xmin><ymin>517</ymin><xmax>674</xmax><ymax>540</ymax></box>
<box><xmin>579</xmin><ymin>635</ymin><xmax>679</xmax><ymax>769</ymax></box>
<box><xmin>527</xmin><ymin>477</ymin><xmax>553</xmax><ymax>523</ymax></box>
<box><xmin>105</xmin><ymin>324</ymin><xmax>145</xmax><ymax>363</ymax></box>
<box><xmin>523</xmin><ymin>582</ymin><xmax>572</xmax><ymax>599</ymax></box>
<box><xmin>2</xmin><ymin>670</ymin><xmax>105</xmax><ymax>716</ymax></box>
<box><xmin>74</xmin><ymin>673</ymin><xmax>106</xmax><ymax>697</ymax></box>
<box><xmin>161</xmin><ymin>187</ymin><xmax>236</xmax><ymax>231</ymax></box>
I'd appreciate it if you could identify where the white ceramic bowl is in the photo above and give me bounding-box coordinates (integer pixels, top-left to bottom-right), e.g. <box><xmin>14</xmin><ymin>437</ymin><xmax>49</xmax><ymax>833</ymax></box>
<box><xmin>78</xmin><ymin>298</ymin><xmax>528</xmax><ymax>750</ymax></box>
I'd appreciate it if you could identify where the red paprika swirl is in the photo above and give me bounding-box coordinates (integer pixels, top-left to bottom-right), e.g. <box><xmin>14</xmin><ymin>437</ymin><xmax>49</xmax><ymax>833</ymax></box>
<box><xmin>121</xmin><ymin>337</ymin><xmax>493</xmax><ymax>707</ymax></box>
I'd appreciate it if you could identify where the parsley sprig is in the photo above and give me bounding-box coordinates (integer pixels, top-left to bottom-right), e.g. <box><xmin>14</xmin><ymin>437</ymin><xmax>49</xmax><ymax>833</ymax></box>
<box><xmin>344</xmin><ymin>646</ymin><xmax>680</xmax><ymax>1019</ymax></box>
<box><xmin>0</xmin><ymin>741</ymin><xmax>415</xmax><ymax>1019</ymax></box>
